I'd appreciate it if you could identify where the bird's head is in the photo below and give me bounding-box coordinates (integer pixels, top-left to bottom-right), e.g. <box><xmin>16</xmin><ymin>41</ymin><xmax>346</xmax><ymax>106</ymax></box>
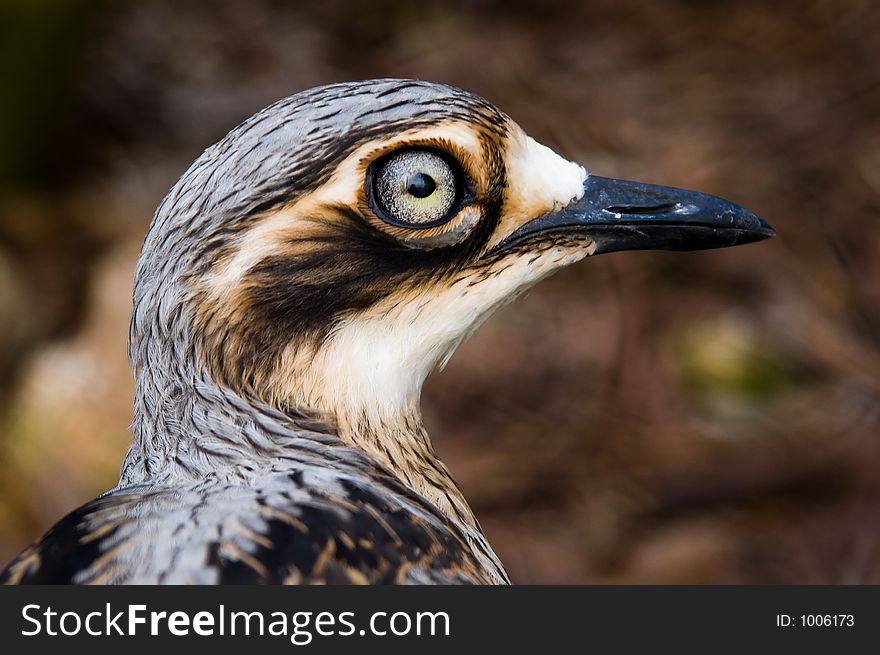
<box><xmin>133</xmin><ymin>79</ymin><xmax>773</xmax><ymax>449</ymax></box>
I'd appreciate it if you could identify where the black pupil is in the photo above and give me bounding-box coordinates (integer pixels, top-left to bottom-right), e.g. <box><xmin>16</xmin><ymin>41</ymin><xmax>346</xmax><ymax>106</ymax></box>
<box><xmin>406</xmin><ymin>172</ymin><xmax>436</xmax><ymax>198</ymax></box>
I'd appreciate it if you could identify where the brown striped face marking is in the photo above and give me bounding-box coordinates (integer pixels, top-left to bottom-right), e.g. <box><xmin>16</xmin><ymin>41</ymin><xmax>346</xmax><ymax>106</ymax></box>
<box><xmin>194</xmin><ymin>116</ymin><xmax>589</xmax><ymax>421</ymax></box>
<box><xmin>200</xmin><ymin>119</ymin><xmax>586</xmax><ymax>303</ymax></box>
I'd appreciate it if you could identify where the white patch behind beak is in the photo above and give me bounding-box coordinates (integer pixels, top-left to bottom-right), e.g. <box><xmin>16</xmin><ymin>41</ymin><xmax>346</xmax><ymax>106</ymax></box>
<box><xmin>489</xmin><ymin>127</ymin><xmax>587</xmax><ymax>250</ymax></box>
<box><xmin>508</xmin><ymin>132</ymin><xmax>587</xmax><ymax>208</ymax></box>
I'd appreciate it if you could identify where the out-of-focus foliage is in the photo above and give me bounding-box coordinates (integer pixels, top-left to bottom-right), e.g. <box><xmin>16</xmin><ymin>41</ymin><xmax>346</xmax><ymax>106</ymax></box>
<box><xmin>0</xmin><ymin>0</ymin><xmax>878</xmax><ymax>583</ymax></box>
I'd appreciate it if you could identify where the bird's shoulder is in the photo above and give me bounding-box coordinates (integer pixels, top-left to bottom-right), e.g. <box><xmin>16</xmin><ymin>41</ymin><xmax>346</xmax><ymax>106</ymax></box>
<box><xmin>1</xmin><ymin>467</ymin><xmax>490</xmax><ymax>585</ymax></box>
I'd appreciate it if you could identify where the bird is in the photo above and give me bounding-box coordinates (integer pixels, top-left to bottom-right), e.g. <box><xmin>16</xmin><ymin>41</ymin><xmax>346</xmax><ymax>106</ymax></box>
<box><xmin>1</xmin><ymin>79</ymin><xmax>773</xmax><ymax>584</ymax></box>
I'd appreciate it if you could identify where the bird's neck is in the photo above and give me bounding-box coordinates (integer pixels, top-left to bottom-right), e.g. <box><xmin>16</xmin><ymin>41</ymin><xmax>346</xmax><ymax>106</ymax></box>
<box><xmin>124</xmin><ymin>279</ymin><xmax>491</xmax><ymax>560</ymax></box>
<box><xmin>252</xmin><ymin>307</ymin><xmax>487</xmax><ymax>533</ymax></box>
<box><xmin>124</xmin><ymin>350</ymin><xmax>482</xmax><ymax>541</ymax></box>
<box><xmin>124</xmin><ymin>329</ymin><xmax>506</xmax><ymax>582</ymax></box>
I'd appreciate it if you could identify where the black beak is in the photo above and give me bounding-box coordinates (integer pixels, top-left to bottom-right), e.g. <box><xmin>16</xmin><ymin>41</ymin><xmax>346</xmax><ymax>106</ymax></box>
<box><xmin>492</xmin><ymin>175</ymin><xmax>775</xmax><ymax>256</ymax></box>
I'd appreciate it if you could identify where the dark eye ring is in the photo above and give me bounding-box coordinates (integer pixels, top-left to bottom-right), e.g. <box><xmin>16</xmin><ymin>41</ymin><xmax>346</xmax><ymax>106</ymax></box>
<box><xmin>368</xmin><ymin>149</ymin><xmax>466</xmax><ymax>229</ymax></box>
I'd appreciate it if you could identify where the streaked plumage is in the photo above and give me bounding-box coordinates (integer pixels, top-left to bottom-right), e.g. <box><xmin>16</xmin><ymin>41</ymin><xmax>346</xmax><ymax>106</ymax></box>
<box><xmin>2</xmin><ymin>79</ymin><xmax>772</xmax><ymax>584</ymax></box>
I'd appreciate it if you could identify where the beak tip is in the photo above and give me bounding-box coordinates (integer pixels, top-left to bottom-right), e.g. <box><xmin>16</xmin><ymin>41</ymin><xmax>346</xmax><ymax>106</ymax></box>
<box><xmin>746</xmin><ymin>212</ymin><xmax>776</xmax><ymax>242</ymax></box>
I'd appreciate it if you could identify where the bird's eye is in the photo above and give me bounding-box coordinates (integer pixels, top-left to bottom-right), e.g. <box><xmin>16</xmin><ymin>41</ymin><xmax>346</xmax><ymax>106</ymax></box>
<box><xmin>370</xmin><ymin>150</ymin><xmax>460</xmax><ymax>228</ymax></box>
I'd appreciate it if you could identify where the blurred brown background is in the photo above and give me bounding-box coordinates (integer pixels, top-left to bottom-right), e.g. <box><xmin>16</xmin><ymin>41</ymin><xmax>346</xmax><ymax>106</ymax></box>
<box><xmin>1</xmin><ymin>0</ymin><xmax>878</xmax><ymax>583</ymax></box>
